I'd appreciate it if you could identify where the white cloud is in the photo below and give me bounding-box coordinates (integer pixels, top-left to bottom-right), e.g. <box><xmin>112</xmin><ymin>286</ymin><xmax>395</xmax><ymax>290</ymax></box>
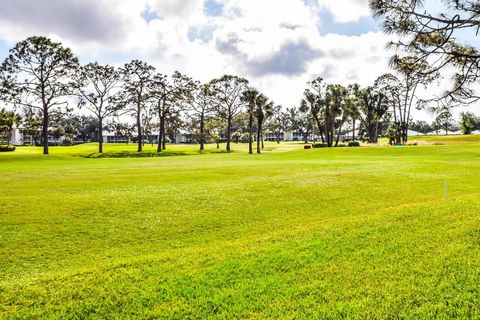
<box><xmin>315</xmin><ymin>0</ymin><xmax>371</xmax><ymax>23</ymax></box>
<box><xmin>0</xmin><ymin>0</ymin><xmax>400</xmax><ymax>109</ymax></box>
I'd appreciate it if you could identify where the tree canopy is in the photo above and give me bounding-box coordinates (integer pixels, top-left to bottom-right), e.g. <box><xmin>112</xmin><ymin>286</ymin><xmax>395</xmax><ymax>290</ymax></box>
<box><xmin>370</xmin><ymin>0</ymin><xmax>480</xmax><ymax>104</ymax></box>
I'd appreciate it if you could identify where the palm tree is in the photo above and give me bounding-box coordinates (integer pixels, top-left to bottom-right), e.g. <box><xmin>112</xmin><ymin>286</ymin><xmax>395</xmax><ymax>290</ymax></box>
<box><xmin>345</xmin><ymin>84</ymin><xmax>362</xmax><ymax>142</ymax></box>
<box><xmin>0</xmin><ymin>108</ymin><xmax>22</xmax><ymax>145</ymax></box>
<box><xmin>241</xmin><ymin>87</ymin><xmax>259</xmax><ymax>154</ymax></box>
<box><xmin>324</xmin><ymin>84</ymin><xmax>348</xmax><ymax>147</ymax></box>
<box><xmin>254</xmin><ymin>94</ymin><xmax>274</xmax><ymax>154</ymax></box>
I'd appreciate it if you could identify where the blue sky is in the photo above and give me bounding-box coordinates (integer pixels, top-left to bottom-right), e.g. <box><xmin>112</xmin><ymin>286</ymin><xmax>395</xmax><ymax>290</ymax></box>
<box><xmin>0</xmin><ymin>0</ymin><xmax>476</xmax><ymax>119</ymax></box>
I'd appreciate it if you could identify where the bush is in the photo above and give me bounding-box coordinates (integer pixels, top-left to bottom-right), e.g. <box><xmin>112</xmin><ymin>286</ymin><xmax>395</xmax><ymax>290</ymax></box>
<box><xmin>312</xmin><ymin>143</ymin><xmax>327</xmax><ymax>148</ymax></box>
<box><xmin>0</xmin><ymin>145</ymin><xmax>16</xmax><ymax>152</ymax></box>
<box><xmin>348</xmin><ymin>141</ymin><xmax>360</xmax><ymax>147</ymax></box>
<box><xmin>62</xmin><ymin>137</ymin><xmax>74</xmax><ymax>146</ymax></box>
<box><xmin>336</xmin><ymin>143</ymin><xmax>347</xmax><ymax>147</ymax></box>
<box><xmin>304</xmin><ymin>145</ymin><xmax>312</xmax><ymax>149</ymax></box>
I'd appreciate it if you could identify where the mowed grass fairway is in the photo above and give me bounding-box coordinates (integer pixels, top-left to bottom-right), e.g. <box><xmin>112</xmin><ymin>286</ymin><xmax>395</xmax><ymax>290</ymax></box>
<box><xmin>1</xmin><ymin>138</ymin><xmax>480</xmax><ymax>319</ymax></box>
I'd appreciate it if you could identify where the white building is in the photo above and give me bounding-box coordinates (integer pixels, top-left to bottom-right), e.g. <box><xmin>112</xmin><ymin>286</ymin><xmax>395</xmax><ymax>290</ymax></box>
<box><xmin>5</xmin><ymin>126</ymin><xmax>65</xmax><ymax>146</ymax></box>
<box><xmin>103</xmin><ymin>129</ymin><xmax>194</xmax><ymax>144</ymax></box>
<box><xmin>6</xmin><ymin>125</ymin><xmax>22</xmax><ymax>145</ymax></box>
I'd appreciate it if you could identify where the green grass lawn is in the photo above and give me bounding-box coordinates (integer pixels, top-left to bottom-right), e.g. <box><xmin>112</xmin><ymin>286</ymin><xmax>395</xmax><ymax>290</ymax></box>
<box><xmin>1</xmin><ymin>138</ymin><xmax>480</xmax><ymax>319</ymax></box>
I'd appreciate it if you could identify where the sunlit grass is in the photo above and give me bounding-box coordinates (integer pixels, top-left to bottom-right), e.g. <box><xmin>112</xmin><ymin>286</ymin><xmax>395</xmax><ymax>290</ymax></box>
<box><xmin>1</xmin><ymin>137</ymin><xmax>480</xmax><ymax>318</ymax></box>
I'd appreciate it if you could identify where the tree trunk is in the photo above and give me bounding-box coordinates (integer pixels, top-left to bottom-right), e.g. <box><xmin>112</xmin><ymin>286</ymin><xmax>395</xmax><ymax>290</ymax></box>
<box><xmin>42</xmin><ymin>107</ymin><xmax>49</xmax><ymax>155</ymax></box>
<box><xmin>335</xmin><ymin>122</ymin><xmax>343</xmax><ymax>147</ymax></box>
<box><xmin>158</xmin><ymin>114</ymin><xmax>165</xmax><ymax>152</ymax></box>
<box><xmin>162</xmin><ymin>124</ymin><xmax>166</xmax><ymax>150</ymax></box>
<box><xmin>137</xmin><ymin>102</ymin><xmax>142</xmax><ymax>152</ymax></box>
<box><xmin>98</xmin><ymin>117</ymin><xmax>103</xmax><ymax>153</ymax></box>
<box><xmin>200</xmin><ymin>113</ymin><xmax>205</xmax><ymax>151</ymax></box>
<box><xmin>257</xmin><ymin>120</ymin><xmax>262</xmax><ymax>154</ymax></box>
<box><xmin>226</xmin><ymin>116</ymin><xmax>232</xmax><ymax>152</ymax></box>
<box><xmin>368</xmin><ymin>124</ymin><xmax>376</xmax><ymax>144</ymax></box>
<box><xmin>248</xmin><ymin>105</ymin><xmax>253</xmax><ymax>154</ymax></box>
<box><xmin>325</xmin><ymin>118</ymin><xmax>332</xmax><ymax>147</ymax></box>
<box><xmin>352</xmin><ymin>119</ymin><xmax>356</xmax><ymax>141</ymax></box>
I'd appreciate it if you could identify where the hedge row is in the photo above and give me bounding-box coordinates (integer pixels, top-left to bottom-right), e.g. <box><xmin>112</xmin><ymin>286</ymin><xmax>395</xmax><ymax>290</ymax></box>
<box><xmin>0</xmin><ymin>145</ymin><xmax>16</xmax><ymax>152</ymax></box>
<box><xmin>310</xmin><ymin>142</ymin><xmax>360</xmax><ymax>148</ymax></box>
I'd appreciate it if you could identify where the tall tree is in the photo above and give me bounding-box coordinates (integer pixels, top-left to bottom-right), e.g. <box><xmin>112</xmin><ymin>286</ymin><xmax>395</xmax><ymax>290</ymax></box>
<box><xmin>358</xmin><ymin>86</ymin><xmax>389</xmax><ymax>143</ymax></box>
<box><xmin>265</xmin><ymin>104</ymin><xmax>283</xmax><ymax>144</ymax></box>
<box><xmin>436</xmin><ymin>110</ymin><xmax>455</xmax><ymax>135</ymax></box>
<box><xmin>288</xmin><ymin>106</ymin><xmax>312</xmax><ymax>143</ymax></box>
<box><xmin>344</xmin><ymin>84</ymin><xmax>362</xmax><ymax>142</ymax></box>
<box><xmin>254</xmin><ymin>94</ymin><xmax>274</xmax><ymax>154</ymax></box>
<box><xmin>120</xmin><ymin>60</ymin><xmax>155</xmax><ymax>152</ymax></box>
<box><xmin>76</xmin><ymin>115</ymin><xmax>99</xmax><ymax>143</ymax></box>
<box><xmin>460</xmin><ymin>112</ymin><xmax>474</xmax><ymax>135</ymax></box>
<box><xmin>186</xmin><ymin>82</ymin><xmax>216</xmax><ymax>151</ymax></box>
<box><xmin>21</xmin><ymin>106</ymin><xmax>42</xmax><ymax>145</ymax></box>
<box><xmin>241</xmin><ymin>87</ymin><xmax>260</xmax><ymax>154</ymax></box>
<box><xmin>0</xmin><ymin>36</ymin><xmax>78</xmax><ymax>154</ymax></box>
<box><xmin>374</xmin><ymin>73</ymin><xmax>404</xmax><ymax>143</ymax></box>
<box><xmin>150</xmin><ymin>71</ymin><xmax>193</xmax><ymax>152</ymax></box>
<box><xmin>210</xmin><ymin>75</ymin><xmax>249</xmax><ymax>152</ymax></box>
<box><xmin>301</xmin><ymin>77</ymin><xmax>327</xmax><ymax>143</ymax></box>
<box><xmin>73</xmin><ymin>62</ymin><xmax>122</xmax><ymax>153</ymax></box>
<box><xmin>370</xmin><ymin>0</ymin><xmax>479</xmax><ymax>104</ymax></box>
<box><xmin>205</xmin><ymin>118</ymin><xmax>224</xmax><ymax>149</ymax></box>
<box><xmin>391</xmin><ymin>57</ymin><xmax>437</xmax><ymax>142</ymax></box>
<box><xmin>325</xmin><ymin>84</ymin><xmax>349</xmax><ymax>147</ymax></box>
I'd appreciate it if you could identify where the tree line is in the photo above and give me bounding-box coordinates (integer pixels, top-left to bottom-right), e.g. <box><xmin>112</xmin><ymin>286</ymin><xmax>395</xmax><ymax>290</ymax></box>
<box><xmin>2</xmin><ymin>3</ymin><xmax>480</xmax><ymax>156</ymax></box>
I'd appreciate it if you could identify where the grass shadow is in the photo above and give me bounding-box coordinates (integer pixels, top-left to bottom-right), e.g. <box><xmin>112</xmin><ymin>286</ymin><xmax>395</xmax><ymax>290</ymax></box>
<box><xmin>80</xmin><ymin>149</ymin><xmax>232</xmax><ymax>159</ymax></box>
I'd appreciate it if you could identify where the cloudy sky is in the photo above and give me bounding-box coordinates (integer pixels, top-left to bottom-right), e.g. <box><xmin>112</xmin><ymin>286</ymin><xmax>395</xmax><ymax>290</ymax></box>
<box><xmin>0</xmin><ymin>0</ymin><xmax>474</xmax><ymax>120</ymax></box>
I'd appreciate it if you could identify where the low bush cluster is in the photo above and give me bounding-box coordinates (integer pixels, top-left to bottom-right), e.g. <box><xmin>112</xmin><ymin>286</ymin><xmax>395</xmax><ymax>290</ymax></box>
<box><xmin>0</xmin><ymin>145</ymin><xmax>16</xmax><ymax>152</ymax></box>
<box><xmin>312</xmin><ymin>143</ymin><xmax>327</xmax><ymax>148</ymax></box>
<box><xmin>348</xmin><ymin>141</ymin><xmax>360</xmax><ymax>147</ymax></box>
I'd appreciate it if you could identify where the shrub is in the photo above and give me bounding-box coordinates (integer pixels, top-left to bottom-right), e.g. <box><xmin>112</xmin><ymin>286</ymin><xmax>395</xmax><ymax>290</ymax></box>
<box><xmin>312</xmin><ymin>143</ymin><xmax>327</xmax><ymax>148</ymax></box>
<box><xmin>0</xmin><ymin>145</ymin><xmax>16</xmax><ymax>152</ymax></box>
<box><xmin>62</xmin><ymin>137</ymin><xmax>74</xmax><ymax>146</ymax></box>
<box><xmin>336</xmin><ymin>143</ymin><xmax>347</xmax><ymax>147</ymax></box>
<box><xmin>348</xmin><ymin>141</ymin><xmax>360</xmax><ymax>147</ymax></box>
<box><xmin>304</xmin><ymin>145</ymin><xmax>312</xmax><ymax>149</ymax></box>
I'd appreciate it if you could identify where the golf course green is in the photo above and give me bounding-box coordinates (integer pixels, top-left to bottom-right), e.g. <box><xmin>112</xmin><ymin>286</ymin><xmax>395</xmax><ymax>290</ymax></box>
<box><xmin>1</xmin><ymin>137</ymin><xmax>480</xmax><ymax>319</ymax></box>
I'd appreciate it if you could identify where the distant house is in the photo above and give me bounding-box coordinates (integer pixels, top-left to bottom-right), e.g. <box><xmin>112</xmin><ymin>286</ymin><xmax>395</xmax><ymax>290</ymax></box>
<box><xmin>102</xmin><ymin>129</ymin><xmax>194</xmax><ymax>144</ymax></box>
<box><xmin>175</xmin><ymin>129</ymin><xmax>194</xmax><ymax>144</ymax></box>
<box><xmin>103</xmin><ymin>132</ymin><xmax>129</xmax><ymax>144</ymax></box>
<box><xmin>342</xmin><ymin>129</ymin><xmax>361</xmax><ymax>141</ymax></box>
<box><xmin>407</xmin><ymin>130</ymin><xmax>425</xmax><ymax>136</ymax></box>
<box><xmin>6</xmin><ymin>126</ymin><xmax>65</xmax><ymax>146</ymax></box>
